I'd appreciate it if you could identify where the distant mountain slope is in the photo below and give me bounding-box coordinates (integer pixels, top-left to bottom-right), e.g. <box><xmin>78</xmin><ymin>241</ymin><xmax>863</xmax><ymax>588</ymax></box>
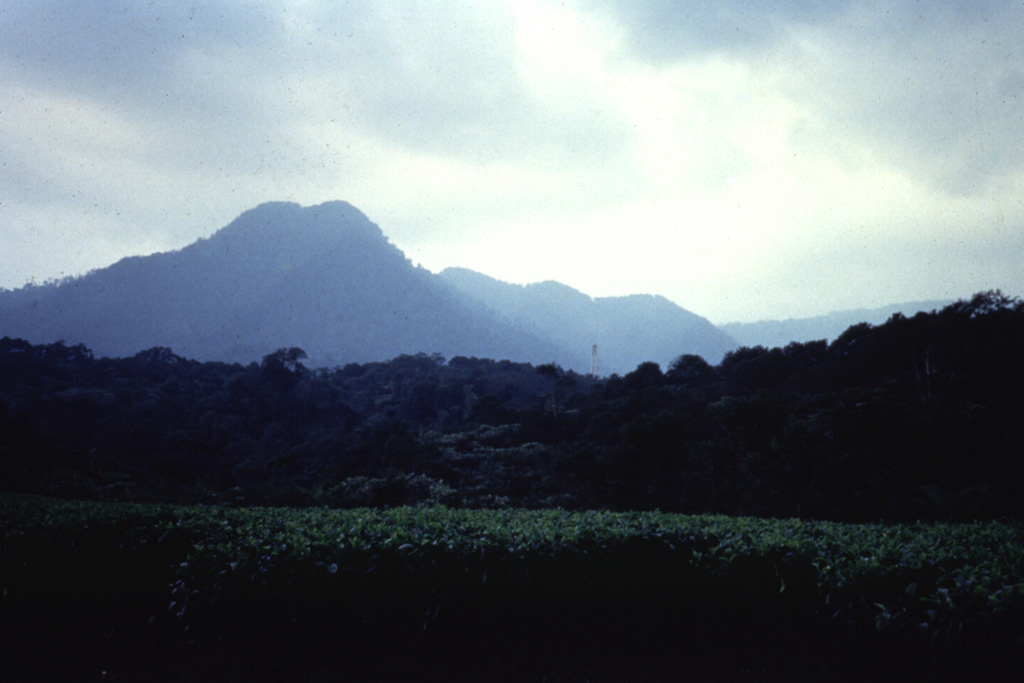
<box><xmin>0</xmin><ymin>201</ymin><xmax>573</xmax><ymax>368</ymax></box>
<box><xmin>439</xmin><ymin>267</ymin><xmax>737</xmax><ymax>375</ymax></box>
<box><xmin>718</xmin><ymin>300</ymin><xmax>953</xmax><ymax>349</ymax></box>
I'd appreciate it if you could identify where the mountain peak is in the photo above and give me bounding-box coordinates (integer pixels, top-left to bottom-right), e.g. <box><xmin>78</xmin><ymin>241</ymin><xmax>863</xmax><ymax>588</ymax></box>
<box><xmin>524</xmin><ymin>280</ymin><xmax>592</xmax><ymax>304</ymax></box>
<box><xmin>0</xmin><ymin>202</ymin><xmax>571</xmax><ymax>367</ymax></box>
<box><xmin>208</xmin><ymin>200</ymin><xmax>382</xmax><ymax>246</ymax></box>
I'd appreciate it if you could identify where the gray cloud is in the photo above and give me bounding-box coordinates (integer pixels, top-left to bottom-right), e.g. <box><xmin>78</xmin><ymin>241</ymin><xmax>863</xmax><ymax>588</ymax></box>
<box><xmin>297</xmin><ymin>3</ymin><xmax>629</xmax><ymax>166</ymax></box>
<box><xmin>0</xmin><ymin>2</ymin><xmax>278</xmax><ymax>98</ymax></box>
<box><xmin>584</xmin><ymin>0</ymin><xmax>1024</xmax><ymax>196</ymax></box>
<box><xmin>581</xmin><ymin>0</ymin><xmax>848</xmax><ymax>60</ymax></box>
<box><xmin>2</xmin><ymin>1</ymin><xmax>627</xmax><ymax>175</ymax></box>
<box><xmin>788</xmin><ymin>1</ymin><xmax>1024</xmax><ymax>196</ymax></box>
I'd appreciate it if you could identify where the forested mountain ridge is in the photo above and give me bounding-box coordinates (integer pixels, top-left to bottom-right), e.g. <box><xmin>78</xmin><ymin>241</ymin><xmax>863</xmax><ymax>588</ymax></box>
<box><xmin>0</xmin><ymin>201</ymin><xmax>735</xmax><ymax>372</ymax></box>
<box><xmin>440</xmin><ymin>267</ymin><xmax>737</xmax><ymax>375</ymax></box>
<box><xmin>0</xmin><ymin>202</ymin><xmax>574</xmax><ymax>368</ymax></box>
<box><xmin>718</xmin><ymin>299</ymin><xmax>953</xmax><ymax>349</ymax></box>
<box><xmin>3</xmin><ymin>291</ymin><xmax>1023</xmax><ymax>522</ymax></box>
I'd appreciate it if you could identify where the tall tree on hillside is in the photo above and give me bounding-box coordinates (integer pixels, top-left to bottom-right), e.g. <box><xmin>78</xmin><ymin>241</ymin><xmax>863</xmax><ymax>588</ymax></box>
<box><xmin>261</xmin><ymin>347</ymin><xmax>308</xmax><ymax>391</ymax></box>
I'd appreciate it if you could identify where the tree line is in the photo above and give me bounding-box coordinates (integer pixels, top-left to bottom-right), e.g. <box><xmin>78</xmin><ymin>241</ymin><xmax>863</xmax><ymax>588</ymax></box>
<box><xmin>2</xmin><ymin>290</ymin><xmax>1022</xmax><ymax>522</ymax></box>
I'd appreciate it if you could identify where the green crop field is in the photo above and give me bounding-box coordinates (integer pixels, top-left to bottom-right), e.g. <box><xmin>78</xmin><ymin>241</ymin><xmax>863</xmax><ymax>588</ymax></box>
<box><xmin>3</xmin><ymin>493</ymin><xmax>1023</xmax><ymax>681</ymax></box>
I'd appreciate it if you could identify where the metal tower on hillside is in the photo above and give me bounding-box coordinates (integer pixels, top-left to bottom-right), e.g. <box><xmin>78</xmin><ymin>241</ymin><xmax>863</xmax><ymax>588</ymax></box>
<box><xmin>590</xmin><ymin>344</ymin><xmax>599</xmax><ymax>377</ymax></box>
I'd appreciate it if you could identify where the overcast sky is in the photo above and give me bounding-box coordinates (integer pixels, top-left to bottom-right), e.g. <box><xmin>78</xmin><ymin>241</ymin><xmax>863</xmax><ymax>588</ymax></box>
<box><xmin>2</xmin><ymin>0</ymin><xmax>1022</xmax><ymax>322</ymax></box>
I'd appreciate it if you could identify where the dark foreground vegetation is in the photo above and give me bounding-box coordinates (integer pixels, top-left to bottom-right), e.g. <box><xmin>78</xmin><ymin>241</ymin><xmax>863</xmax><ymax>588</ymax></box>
<box><xmin>3</xmin><ymin>290</ymin><xmax>1024</xmax><ymax>522</ymax></box>
<box><xmin>4</xmin><ymin>494</ymin><xmax>1024</xmax><ymax>681</ymax></box>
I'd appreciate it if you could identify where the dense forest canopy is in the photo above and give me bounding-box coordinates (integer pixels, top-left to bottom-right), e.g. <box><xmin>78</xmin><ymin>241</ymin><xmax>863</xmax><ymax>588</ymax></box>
<box><xmin>2</xmin><ymin>291</ymin><xmax>1022</xmax><ymax>522</ymax></box>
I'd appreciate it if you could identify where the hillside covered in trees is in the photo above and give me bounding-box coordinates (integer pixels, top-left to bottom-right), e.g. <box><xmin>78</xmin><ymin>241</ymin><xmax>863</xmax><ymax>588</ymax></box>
<box><xmin>0</xmin><ymin>201</ymin><xmax>735</xmax><ymax>373</ymax></box>
<box><xmin>440</xmin><ymin>266</ymin><xmax>736</xmax><ymax>374</ymax></box>
<box><xmin>718</xmin><ymin>299</ymin><xmax>953</xmax><ymax>349</ymax></box>
<box><xmin>3</xmin><ymin>291</ymin><xmax>1022</xmax><ymax>523</ymax></box>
